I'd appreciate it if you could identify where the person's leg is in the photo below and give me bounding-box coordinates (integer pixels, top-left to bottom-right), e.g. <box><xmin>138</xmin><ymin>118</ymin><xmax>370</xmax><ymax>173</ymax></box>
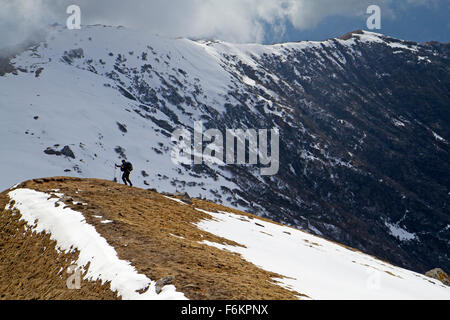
<box><xmin>124</xmin><ymin>172</ymin><xmax>132</xmax><ymax>186</ymax></box>
<box><xmin>122</xmin><ymin>172</ymin><xmax>128</xmax><ymax>185</ymax></box>
<box><xmin>126</xmin><ymin>172</ymin><xmax>133</xmax><ymax>186</ymax></box>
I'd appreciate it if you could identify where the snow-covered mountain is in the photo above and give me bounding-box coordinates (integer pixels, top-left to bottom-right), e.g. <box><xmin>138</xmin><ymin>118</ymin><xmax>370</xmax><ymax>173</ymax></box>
<box><xmin>1</xmin><ymin>177</ymin><xmax>449</xmax><ymax>299</ymax></box>
<box><xmin>0</xmin><ymin>25</ymin><xmax>448</xmax><ymax>274</ymax></box>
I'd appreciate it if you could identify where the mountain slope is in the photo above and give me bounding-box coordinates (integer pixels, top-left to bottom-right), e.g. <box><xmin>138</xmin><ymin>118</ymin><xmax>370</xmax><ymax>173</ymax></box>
<box><xmin>1</xmin><ymin>177</ymin><xmax>449</xmax><ymax>300</ymax></box>
<box><xmin>0</xmin><ymin>25</ymin><xmax>448</xmax><ymax>274</ymax></box>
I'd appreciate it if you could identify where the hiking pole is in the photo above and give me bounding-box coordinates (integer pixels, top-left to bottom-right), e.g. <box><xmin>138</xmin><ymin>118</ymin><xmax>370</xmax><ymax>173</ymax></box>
<box><xmin>113</xmin><ymin>164</ymin><xmax>118</xmax><ymax>182</ymax></box>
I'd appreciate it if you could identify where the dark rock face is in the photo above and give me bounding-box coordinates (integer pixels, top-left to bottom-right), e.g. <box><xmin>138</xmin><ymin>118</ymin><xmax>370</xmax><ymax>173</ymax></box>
<box><xmin>61</xmin><ymin>30</ymin><xmax>449</xmax><ymax>273</ymax></box>
<box><xmin>181</xmin><ymin>192</ymin><xmax>193</xmax><ymax>205</ymax></box>
<box><xmin>0</xmin><ymin>56</ymin><xmax>16</xmax><ymax>76</ymax></box>
<box><xmin>425</xmin><ymin>268</ymin><xmax>450</xmax><ymax>286</ymax></box>
<box><xmin>61</xmin><ymin>48</ymin><xmax>84</xmax><ymax>64</ymax></box>
<box><xmin>116</xmin><ymin>122</ymin><xmax>128</xmax><ymax>133</ymax></box>
<box><xmin>60</xmin><ymin>146</ymin><xmax>76</xmax><ymax>159</ymax></box>
<box><xmin>216</xmin><ymin>35</ymin><xmax>449</xmax><ymax>273</ymax></box>
<box><xmin>44</xmin><ymin>145</ymin><xmax>75</xmax><ymax>159</ymax></box>
<box><xmin>155</xmin><ymin>276</ymin><xmax>176</xmax><ymax>294</ymax></box>
<box><xmin>114</xmin><ymin>146</ymin><xmax>127</xmax><ymax>159</ymax></box>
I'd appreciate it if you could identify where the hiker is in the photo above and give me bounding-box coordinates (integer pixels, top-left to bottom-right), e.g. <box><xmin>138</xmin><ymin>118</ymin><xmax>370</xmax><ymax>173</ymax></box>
<box><xmin>115</xmin><ymin>160</ymin><xmax>133</xmax><ymax>186</ymax></box>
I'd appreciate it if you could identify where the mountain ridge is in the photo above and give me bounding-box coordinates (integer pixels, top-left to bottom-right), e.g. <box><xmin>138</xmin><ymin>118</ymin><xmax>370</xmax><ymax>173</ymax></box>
<box><xmin>1</xmin><ymin>24</ymin><xmax>448</xmax><ymax>274</ymax></box>
<box><xmin>1</xmin><ymin>177</ymin><xmax>449</xmax><ymax>299</ymax></box>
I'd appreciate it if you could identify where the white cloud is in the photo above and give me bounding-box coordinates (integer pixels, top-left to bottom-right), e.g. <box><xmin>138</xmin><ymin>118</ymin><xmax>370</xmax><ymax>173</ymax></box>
<box><xmin>0</xmin><ymin>0</ymin><xmax>61</xmax><ymax>49</ymax></box>
<box><xmin>0</xmin><ymin>0</ymin><xmax>443</xmax><ymax>48</ymax></box>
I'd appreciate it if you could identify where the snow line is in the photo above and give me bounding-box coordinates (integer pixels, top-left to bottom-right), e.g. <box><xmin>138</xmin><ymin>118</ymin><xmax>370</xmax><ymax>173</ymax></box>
<box><xmin>194</xmin><ymin>208</ymin><xmax>450</xmax><ymax>300</ymax></box>
<box><xmin>7</xmin><ymin>188</ymin><xmax>186</xmax><ymax>300</ymax></box>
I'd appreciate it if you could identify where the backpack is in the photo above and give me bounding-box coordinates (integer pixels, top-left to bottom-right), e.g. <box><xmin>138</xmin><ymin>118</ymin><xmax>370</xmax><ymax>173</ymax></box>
<box><xmin>125</xmin><ymin>161</ymin><xmax>133</xmax><ymax>172</ymax></box>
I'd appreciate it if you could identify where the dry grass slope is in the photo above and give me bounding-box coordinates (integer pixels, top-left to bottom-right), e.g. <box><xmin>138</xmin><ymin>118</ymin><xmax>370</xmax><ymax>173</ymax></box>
<box><xmin>0</xmin><ymin>177</ymin><xmax>305</xmax><ymax>300</ymax></box>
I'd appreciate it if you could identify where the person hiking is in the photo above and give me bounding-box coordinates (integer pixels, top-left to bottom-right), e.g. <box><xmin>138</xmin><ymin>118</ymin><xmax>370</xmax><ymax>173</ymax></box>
<box><xmin>115</xmin><ymin>160</ymin><xmax>133</xmax><ymax>186</ymax></box>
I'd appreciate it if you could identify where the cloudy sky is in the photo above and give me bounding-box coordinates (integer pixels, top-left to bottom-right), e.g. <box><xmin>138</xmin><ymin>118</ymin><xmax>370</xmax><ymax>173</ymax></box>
<box><xmin>1</xmin><ymin>0</ymin><xmax>449</xmax><ymax>49</ymax></box>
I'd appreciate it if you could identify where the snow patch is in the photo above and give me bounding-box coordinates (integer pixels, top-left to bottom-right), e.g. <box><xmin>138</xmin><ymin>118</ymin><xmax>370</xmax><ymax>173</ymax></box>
<box><xmin>384</xmin><ymin>220</ymin><xmax>417</xmax><ymax>242</ymax></box>
<box><xmin>195</xmin><ymin>208</ymin><xmax>450</xmax><ymax>299</ymax></box>
<box><xmin>432</xmin><ymin>131</ymin><xmax>446</xmax><ymax>143</ymax></box>
<box><xmin>7</xmin><ymin>188</ymin><xmax>187</xmax><ymax>300</ymax></box>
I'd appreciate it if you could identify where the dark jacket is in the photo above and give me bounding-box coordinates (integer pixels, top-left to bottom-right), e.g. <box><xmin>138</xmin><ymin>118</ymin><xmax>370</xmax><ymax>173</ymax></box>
<box><xmin>117</xmin><ymin>162</ymin><xmax>133</xmax><ymax>173</ymax></box>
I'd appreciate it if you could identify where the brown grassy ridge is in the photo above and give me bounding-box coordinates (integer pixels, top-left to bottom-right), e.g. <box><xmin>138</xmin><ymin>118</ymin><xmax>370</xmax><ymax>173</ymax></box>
<box><xmin>0</xmin><ymin>176</ymin><xmax>307</xmax><ymax>300</ymax></box>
